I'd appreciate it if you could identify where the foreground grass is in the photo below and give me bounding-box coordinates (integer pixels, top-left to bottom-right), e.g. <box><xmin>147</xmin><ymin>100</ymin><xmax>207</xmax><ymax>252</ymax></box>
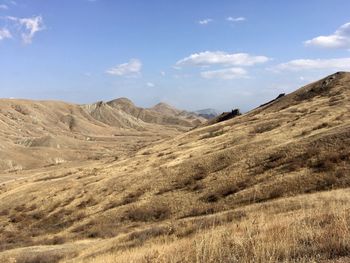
<box><xmin>70</xmin><ymin>189</ymin><xmax>350</xmax><ymax>263</ymax></box>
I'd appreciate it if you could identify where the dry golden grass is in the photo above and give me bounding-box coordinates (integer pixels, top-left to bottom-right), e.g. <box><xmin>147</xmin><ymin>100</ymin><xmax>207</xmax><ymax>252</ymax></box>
<box><xmin>72</xmin><ymin>189</ymin><xmax>350</xmax><ymax>263</ymax></box>
<box><xmin>0</xmin><ymin>72</ymin><xmax>350</xmax><ymax>262</ymax></box>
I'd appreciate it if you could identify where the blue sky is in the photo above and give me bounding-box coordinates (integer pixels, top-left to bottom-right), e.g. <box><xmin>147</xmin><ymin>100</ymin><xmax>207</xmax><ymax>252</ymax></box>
<box><xmin>1</xmin><ymin>0</ymin><xmax>350</xmax><ymax>112</ymax></box>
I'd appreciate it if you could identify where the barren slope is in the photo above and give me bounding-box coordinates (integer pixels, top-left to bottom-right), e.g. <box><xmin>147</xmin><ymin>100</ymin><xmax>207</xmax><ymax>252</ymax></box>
<box><xmin>0</xmin><ymin>72</ymin><xmax>350</xmax><ymax>262</ymax></box>
<box><xmin>0</xmin><ymin>98</ymin><xmax>202</xmax><ymax>173</ymax></box>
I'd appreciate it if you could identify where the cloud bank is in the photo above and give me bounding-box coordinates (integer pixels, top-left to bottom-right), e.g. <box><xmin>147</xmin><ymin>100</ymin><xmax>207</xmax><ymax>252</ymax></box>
<box><xmin>272</xmin><ymin>57</ymin><xmax>350</xmax><ymax>72</ymax></box>
<box><xmin>305</xmin><ymin>22</ymin><xmax>350</xmax><ymax>49</ymax></box>
<box><xmin>176</xmin><ymin>51</ymin><xmax>269</xmax><ymax>67</ymax></box>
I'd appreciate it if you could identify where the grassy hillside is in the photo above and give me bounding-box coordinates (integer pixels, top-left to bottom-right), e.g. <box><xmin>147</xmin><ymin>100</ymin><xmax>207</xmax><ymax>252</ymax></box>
<box><xmin>0</xmin><ymin>72</ymin><xmax>349</xmax><ymax>262</ymax></box>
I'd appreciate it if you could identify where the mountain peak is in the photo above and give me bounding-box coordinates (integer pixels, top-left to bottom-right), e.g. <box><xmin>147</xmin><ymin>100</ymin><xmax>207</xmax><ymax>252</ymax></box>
<box><xmin>152</xmin><ymin>102</ymin><xmax>174</xmax><ymax>109</ymax></box>
<box><xmin>151</xmin><ymin>102</ymin><xmax>180</xmax><ymax>115</ymax></box>
<box><xmin>107</xmin><ymin>97</ymin><xmax>135</xmax><ymax>107</ymax></box>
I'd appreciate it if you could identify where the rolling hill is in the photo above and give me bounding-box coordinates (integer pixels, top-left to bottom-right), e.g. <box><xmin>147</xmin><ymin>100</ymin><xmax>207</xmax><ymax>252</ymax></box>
<box><xmin>0</xmin><ymin>72</ymin><xmax>349</xmax><ymax>263</ymax></box>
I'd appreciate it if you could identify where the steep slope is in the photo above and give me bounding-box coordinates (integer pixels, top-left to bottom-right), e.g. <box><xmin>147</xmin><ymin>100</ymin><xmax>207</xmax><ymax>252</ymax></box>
<box><xmin>0</xmin><ymin>72</ymin><xmax>350</xmax><ymax>262</ymax></box>
<box><xmin>81</xmin><ymin>100</ymin><xmax>147</xmax><ymax>130</ymax></box>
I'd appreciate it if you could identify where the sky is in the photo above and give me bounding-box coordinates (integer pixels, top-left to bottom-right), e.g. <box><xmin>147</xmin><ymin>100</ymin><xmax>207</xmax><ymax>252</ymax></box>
<box><xmin>1</xmin><ymin>0</ymin><xmax>350</xmax><ymax>112</ymax></box>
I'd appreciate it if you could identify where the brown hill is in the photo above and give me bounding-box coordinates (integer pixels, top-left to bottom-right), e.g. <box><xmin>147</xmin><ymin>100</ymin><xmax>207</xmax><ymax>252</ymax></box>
<box><xmin>0</xmin><ymin>98</ymin><xmax>202</xmax><ymax>171</ymax></box>
<box><xmin>151</xmin><ymin>102</ymin><xmax>181</xmax><ymax>116</ymax></box>
<box><xmin>0</xmin><ymin>72</ymin><xmax>349</xmax><ymax>262</ymax></box>
<box><xmin>81</xmin><ymin>100</ymin><xmax>147</xmax><ymax>130</ymax></box>
<box><xmin>106</xmin><ymin>99</ymin><xmax>205</xmax><ymax>127</ymax></box>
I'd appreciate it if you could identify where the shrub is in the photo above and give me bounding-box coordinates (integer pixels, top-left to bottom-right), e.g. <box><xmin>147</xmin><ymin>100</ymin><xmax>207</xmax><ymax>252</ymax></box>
<box><xmin>313</xmin><ymin>122</ymin><xmax>329</xmax><ymax>130</ymax></box>
<box><xmin>202</xmin><ymin>194</ymin><xmax>219</xmax><ymax>203</ymax></box>
<box><xmin>308</xmin><ymin>151</ymin><xmax>349</xmax><ymax>173</ymax></box>
<box><xmin>301</xmin><ymin>130</ymin><xmax>311</xmax><ymax>136</ymax></box>
<box><xmin>31</xmin><ymin>211</ymin><xmax>45</xmax><ymax>220</ymax></box>
<box><xmin>253</xmin><ymin>121</ymin><xmax>281</xmax><ymax>134</ymax></box>
<box><xmin>121</xmin><ymin>189</ymin><xmax>143</xmax><ymax>205</ymax></box>
<box><xmin>77</xmin><ymin>197</ymin><xmax>97</xmax><ymax>208</ymax></box>
<box><xmin>201</xmin><ymin>130</ymin><xmax>224</xmax><ymax>140</ymax></box>
<box><xmin>188</xmin><ymin>182</ymin><xmax>204</xmax><ymax>192</ymax></box>
<box><xmin>9</xmin><ymin>213</ymin><xmax>25</xmax><ymax>223</ymax></box>
<box><xmin>124</xmin><ymin>204</ymin><xmax>170</xmax><ymax>222</ymax></box>
<box><xmin>201</xmin><ymin>182</ymin><xmax>246</xmax><ymax>203</ymax></box>
<box><xmin>193</xmin><ymin>173</ymin><xmax>205</xmax><ymax>181</ymax></box>
<box><xmin>220</xmin><ymin>185</ymin><xmax>240</xmax><ymax>197</ymax></box>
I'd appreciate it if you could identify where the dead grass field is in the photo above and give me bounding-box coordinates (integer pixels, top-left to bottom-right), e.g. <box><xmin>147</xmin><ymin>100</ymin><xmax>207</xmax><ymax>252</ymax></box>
<box><xmin>0</xmin><ymin>72</ymin><xmax>349</xmax><ymax>262</ymax></box>
<box><xmin>75</xmin><ymin>189</ymin><xmax>350</xmax><ymax>263</ymax></box>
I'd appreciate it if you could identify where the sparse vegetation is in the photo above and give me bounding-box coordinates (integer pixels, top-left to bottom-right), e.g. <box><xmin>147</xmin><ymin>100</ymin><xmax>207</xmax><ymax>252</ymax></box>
<box><xmin>1</xmin><ymin>73</ymin><xmax>350</xmax><ymax>262</ymax></box>
<box><xmin>252</xmin><ymin>121</ymin><xmax>281</xmax><ymax>133</ymax></box>
<box><xmin>200</xmin><ymin>129</ymin><xmax>225</xmax><ymax>139</ymax></box>
<box><xmin>74</xmin><ymin>190</ymin><xmax>350</xmax><ymax>263</ymax></box>
<box><xmin>123</xmin><ymin>203</ymin><xmax>171</xmax><ymax>222</ymax></box>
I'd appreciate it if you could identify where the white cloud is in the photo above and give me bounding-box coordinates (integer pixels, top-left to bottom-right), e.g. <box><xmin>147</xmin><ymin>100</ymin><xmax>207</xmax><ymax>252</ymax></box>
<box><xmin>19</xmin><ymin>16</ymin><xmax>44</xmax><ymax>44</ymax></box>
<box><xmin>305</xmin><ymin>22</ymin><xmax>350</xmax><ymax>49</ymax></box>
<box><xmin>201</xmin><ymin>67</ymin><xmax>248</xmax><ymax>79</ymax></box>
<box><xmin>226</xmin><ymin>16</ymin><xmax>246</xmax><ymax>22</ymax></box>
<box><xmin>160</xmin><ymin>71</ymin><xmax>165</xmax><ymax>76</ymax></box>
<box><xmin>0</xmin><ymin>4</ymin><xmax>8</xmax><ymax>9</ymax></box>
<box><xmin>198</xmin><ymin>18</ymin><xmax>213</xmax><ymax>25</ymax></box>
<box><xmin>7</xmin><ymin>15</ymin><xmax>44</xmax><ymax>44</ymax></box>
<box><xmin>146</xmin><ymin>82</ymin><xmax>155</xmax><ymax>87</ymax></box>
<box><xmin>176</xmin><ymin>51</ymin><xmax>269</xmax><ymax>67</ymax></box>
<box><xmin>272</xmin><ymin>57</ymin><xmax>350</xmax><ymax>72</ymax></box>
<box><xmin>0</xmin><ymin>28</ymin><xmax>11</xmax><ymax>40</ymax></box>
<box><xmin>106</xmin><ymin>59</ymin><xmax>142</xmax><ymax>76</ymax></box>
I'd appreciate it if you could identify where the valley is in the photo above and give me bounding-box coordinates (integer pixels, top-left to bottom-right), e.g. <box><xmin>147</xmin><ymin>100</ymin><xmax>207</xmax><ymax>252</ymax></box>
<box><xmin>0</xmin><ymin>72</ymin><xmax>349</xmax><ymax>262</ymax></box>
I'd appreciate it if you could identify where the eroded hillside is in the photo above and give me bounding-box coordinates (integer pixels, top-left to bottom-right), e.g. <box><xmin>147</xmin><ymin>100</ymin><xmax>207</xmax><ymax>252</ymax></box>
<box><xmin>0</xmin><ymin>72</ymin><xmax>349</xmax><ymax>263</ymax></box>
<box><xmin>0</xmin><ymin>98</ymin><xmax>204</xmax><ymax>173</ymax></box>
